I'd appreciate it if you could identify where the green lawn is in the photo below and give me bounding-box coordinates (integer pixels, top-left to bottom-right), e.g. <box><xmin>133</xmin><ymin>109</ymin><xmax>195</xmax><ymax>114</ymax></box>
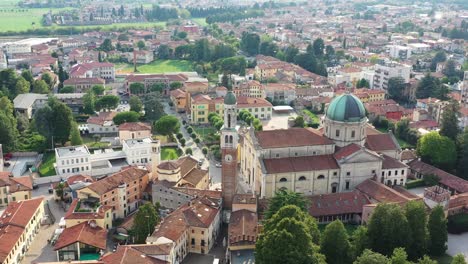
<box><xmin>161</xmin><ymin>147</ymin><xmax>182</xmax><ymax>160</ymax></box>
<box><xmin>192</xmin><ymin>18</ymin><xmax>208</xmax><ymax>27</ymax></box>
<box><xmin>116</xmin><ymin>60</ymin><xmax>193</xmax><ymax>74</ymax></box>
<box><xmin>194</xmin><ymin>126</ymin><xmax>217</xmax><ymax>141</ymax></box>
<box><xmin>82</xmin><ymin>136</ymin><xmax>110</xmax><ymax>149</ymax></box>
<box><xmin>39</xmin><ymin>152</ymin><xmax>56</xmax><ymax>177</ymax></box>
<box><xmin>302</xmin><ymin>109</ymin><xmax>320</xmax><ymax>124</ymax></box>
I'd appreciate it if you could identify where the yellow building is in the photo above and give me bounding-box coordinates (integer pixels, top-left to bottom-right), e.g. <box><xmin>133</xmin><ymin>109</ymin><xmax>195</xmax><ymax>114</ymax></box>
<box><xmin>0</xmin><ymin>172</ymin><xmax>33</xmax><ymax>207</ymax></box>
<box><xmin>0</xmin><ymin>197</ymin><xmax>44</xmax><ymax>264</ymax></box>
<box><xmin>354</xmin><ymin>88</ymin><xmax>386</xmax><ymax>102</ymax></box>
<box><xmin>190</xmin><ymin>94</ymin><xmax>224</xmax><ymax>124</ymax></box>
<box><xmin>156</xmin><ymin>155</ymin><xmax>209</xmax><ymax>190</ymax></box>
<box><xmin>64</xmin><ymin>198</ymin><xmax>113</xmax><ymax>229</ymax></box>
<box><xmin>170</xmin><ymin>88</ymin><xmax>188</xmax><ymax>113</ymax></box>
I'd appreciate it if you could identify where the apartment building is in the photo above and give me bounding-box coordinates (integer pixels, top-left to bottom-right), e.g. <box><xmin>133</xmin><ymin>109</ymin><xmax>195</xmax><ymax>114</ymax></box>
<box><xmin>118</xmin><ymin>122</ymin><xmax>152</xmax><ymax>142</ymax></box>
<box><xmin>86</xmin><ymin>112</ymin><xmax>118</xmax><ymax>135</ymax></box>
<box><xmin>0</xmin><ymin>198</ymin><xmax>44</xmax><ymax>264</ymax></box>
<box><xmin>64</xmin><ymin>198</ymin><xmax>113</xmax><ymax>229</ymax></box>
<box><xmin>77</xmin><ymin>167</ymin><xmax>151</xmax><ymax>219</ymax></box>
<box><xmin>0</xmin><ymin>172</ymin><xmax>33</xmax><ymax>207</ymax></box>
<box><xmin>55</xmin><ymin>146</ymin><xmax>92</xmax><ymax>176</ymax></box>
<box><xmin>373</xmin><ymin>61</ymin><xmax>411</xmax><ymax>90</ymax></box>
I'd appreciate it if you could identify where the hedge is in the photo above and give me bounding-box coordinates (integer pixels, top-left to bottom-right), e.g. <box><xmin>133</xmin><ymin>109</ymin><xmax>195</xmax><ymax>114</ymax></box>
<box><xmin>448</xmin><ymin>214</ymin><xmax>468</xmax><ymax>234</ymax></box>
<box><xmin>405</xmin><ymin>179</ymin><xmax>426</xmax><ymax>189</ymax></box>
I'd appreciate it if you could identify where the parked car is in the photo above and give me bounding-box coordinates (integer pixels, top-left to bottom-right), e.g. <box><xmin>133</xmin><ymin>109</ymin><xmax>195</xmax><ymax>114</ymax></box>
<box><xmin>215</xmin><ymin>163</ymin><xmax>222</xmax><ymax>168</ymax></box>
<box><xmin>4</xmin><ymin>162</ymin><xmax>11</xmax><ymax>167</ymax></box>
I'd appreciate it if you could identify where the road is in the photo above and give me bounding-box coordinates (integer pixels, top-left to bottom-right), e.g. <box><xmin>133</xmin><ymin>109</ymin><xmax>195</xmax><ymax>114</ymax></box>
<box><xmin>22</xmin><ymin>186</ymin><xmax>67</xmax><ymax>264</ymax></box>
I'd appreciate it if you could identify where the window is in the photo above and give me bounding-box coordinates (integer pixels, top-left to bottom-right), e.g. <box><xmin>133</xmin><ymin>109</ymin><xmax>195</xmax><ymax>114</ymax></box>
<box><xmin>351</xmin><ymin>130</ymin><xmax>355</xmax><ymax>138</ymax></box>
<box><xmin>275</xmin><ymin>154</ymin><xmax>280</xmax><ymax>158</ymax></box>
<box><xmin>333</xmin><ymin>172</ymin><xmax>337</xmax><ymax>176</ymax></box>
<box><xmin>401</xmin><ymin>169</ymin><xmax>405</xmax><ymax>175</ymax></box>
<box><xmin>279</xmin><ymin>178</ymin><xmax>287</xmax><ymax>182</ymax></box>
<box><xmin>389</xmin><ymin>171</ymin><xmax>392</xmax><ymax>176</ymax></box>
<box><xmin>298</xmin><ymin>176</ymin><xmax>306</xmax><ymax>181</ymax></box>
<box><xmin>336</xmin><ymin>129</ymin><xmax>340</xmax><ymax>137</ymax></box>
<box><xmin>395</xmin><ymin>170</ymin><xmax>398</xmax><ymax>175</ymax></box>
<box><xmin>346</xmin><ymin>172</ymin><xmax>351</xmax><ymax>176</ymax></box>
<box><xmin>317</xmin><ymin>175</ymin><xmax>325</xmax><ymax>180</ymax></box>
<box><xmin>201</xmin><ymin>231</ymin><xmax>204</xmax><ymax>235</ymax></box>
<box><xmin>345</xmin><ymin>181</ymin><xmax>350</xmax><ymax>190</ymax></box>
<box><xmin>372</xmin><ymin>170</ymin><xmax>376</xmax><ymax>174</ymax></box>
<box><xmin>382</xmin><ymin>171</ymin><xmax>385</xmax><ymax>176</ymax></box>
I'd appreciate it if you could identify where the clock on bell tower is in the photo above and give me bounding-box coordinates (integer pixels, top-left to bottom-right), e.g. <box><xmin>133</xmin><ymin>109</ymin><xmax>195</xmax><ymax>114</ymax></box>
<box><xmin>221</xmin><ymin>91</ymin><xmax>238</xmax><ymax>210</ymax></box>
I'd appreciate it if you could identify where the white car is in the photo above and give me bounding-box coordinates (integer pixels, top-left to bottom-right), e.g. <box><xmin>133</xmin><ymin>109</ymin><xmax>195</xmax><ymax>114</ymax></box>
<box><xmin>215</xmin><ymin>163</ymin><xmax>222</xmax><ymax>168</ymax></box>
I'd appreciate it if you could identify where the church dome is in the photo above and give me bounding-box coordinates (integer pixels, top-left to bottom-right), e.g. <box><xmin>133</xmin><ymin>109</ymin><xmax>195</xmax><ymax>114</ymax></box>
<box><xmin>224</xmin><ymin>91</ymin><xmax>237</xmax><ymax>105</ymax></box>
<box><xmin>326</xmin><ymin>93</ymin><xmax>366</xmax><ymax>122</ymax></box>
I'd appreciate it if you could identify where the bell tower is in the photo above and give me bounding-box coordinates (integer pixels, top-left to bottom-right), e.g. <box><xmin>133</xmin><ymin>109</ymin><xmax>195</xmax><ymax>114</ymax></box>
<box><xmin>221</xmin><ymin>91</ymin><xmax>238</xmax><ymax>210</ymax></box>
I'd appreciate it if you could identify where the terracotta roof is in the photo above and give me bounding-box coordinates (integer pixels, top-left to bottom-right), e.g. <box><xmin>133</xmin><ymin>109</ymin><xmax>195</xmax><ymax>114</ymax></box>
<box><xmin>449</xmin><ymin>193</ymin><xmax>468</xmax><ymax>210</ymax></box>
<box><xmin>233</xmin><ymin>194</ymin><xmax>257</xmax><ymax>205</ymax></box>
<box><xmin>365</xmin><ymin>133</ymin><xmax>400</xmax><ymax>152</ymax></box>
<box><xmin>255</xmin><ymin>128</ymin><xmax>334</xmax><ymax>148</ymax></box>
<box><xmin>118</xmin><ymin>122</ymin><xmax>152</xmax><ymax>132</ymax></box>
<box><xmin>100</xmin><ymin>245</ymin><xmax>169</xmax><ymax>264</ymax></box>
<box><xmin>228</xmin><ymin>209</ymin><xmax>258</xmax><ymax>246</ymax></box>
<box><xmin>87</xmin><ymin>112</ymin><xmax>117</xmax><ymax>126</ymax></box>
<box><xmin>173</xmin><ymin>188</ymin><xmax>222</xmax><ymax>199</ymax></box>
<box><xmin>64</xmin><ymin>199</ymin><xmax>112</xmax><ymax>220</ymax></box>
<box><xmin>400</xmin><ymin>149</ymin><xmax>417</xmax><ymax>161</ymax></box>
<box><xmin>0</xmin><ymin>173</ymin><xmax>33</xmax><ymax>192</ymax></box>
<box><xmin>0</xmin><ymin>198</ymin><xmax>44</xmax><ymax>262</ymax></box>
<box><xmin>170</xmin><ymin>88</ymin><xmax>186</xmax><ymax>98</ymax></box>
<box><xmin>381</xmin><ymin>154</ymin><xmax>408</xmax><ymax>169</ymax></box>
<box><xmin>54</xmin><ymin>221</ymin><xmax>107</xmax><ymax>250</ymax></box>
<box><xmin>236</xmin><ymin>96</ymin><xmax>272</xmax><ymax>108</ymax></box>
<box><xmin>182</xmin><ymin>168</ymin><xmax>208</xmax><ymax>187</ymax></box>
<box><xmin>86</xmin><ymin>167</ymin><xmax>148</xmax><ymax>195</ymax></box>
<box><xmin>157</xmin><ymin>161</ymin><xmax>179</xmax><ymax>170</ymax></box>
<box><xmin>263</xmin><ymin>155</ymin><xmax>339</xmax><ymax>174</ymax></box>
<box><xmin>125</xmin><ymin>73</ymin><xmax>188</xmax><ymax>83</ymax></box>
<box><xmin>334</xmin><ymin>143</ymin><xmax>362</xmax><ymax>160</ymax></box>
<box><xmin>63</xmin><ymin>77</ymin><xmax>105</xmax><ymax>85</ymax></box>
<box><xmin>308</xmin><ymin>191</ymin><xmax>371</xmax><ymax>217</ymax></box>
<box><xmin>356</xmin><ymin>179</ymin><xmax>418</xmax><ymax>204</ymax></box>
<box><xmin>408</xmin><ymin>160</ymin><xmax>468</xmax><ymax>193</ymax></box>
<box><xmin>67</xmin><ymin>174</ymin><xmax>94</xmax><ymax>185</ymax></box>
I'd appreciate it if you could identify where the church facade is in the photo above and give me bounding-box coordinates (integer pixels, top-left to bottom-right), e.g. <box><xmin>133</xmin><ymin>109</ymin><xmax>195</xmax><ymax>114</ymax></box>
<box><xmin>239</xmin><ymin>93</ymin><xmax>409</xmax><ymax>198</ymax></box>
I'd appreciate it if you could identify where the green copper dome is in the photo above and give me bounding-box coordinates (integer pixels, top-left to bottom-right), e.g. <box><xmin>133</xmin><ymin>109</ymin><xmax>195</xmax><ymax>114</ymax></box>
<box><xmin>224</xmin><ymin>91</ymin><xmax>237</xmax><ymax>105</ymax></box>
<box><xmin>326</xmin><ymin>93</ymin><xmax>366</xmax><ymax>122</ymax></box>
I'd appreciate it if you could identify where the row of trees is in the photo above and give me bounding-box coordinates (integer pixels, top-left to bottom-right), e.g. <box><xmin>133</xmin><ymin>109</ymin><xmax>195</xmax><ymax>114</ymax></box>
<box><xmin>238</xmin><ymin>110</ymin><xmax>262</xmax><ymax>131</ymax></box>
<box><xmin>256</xmin><ymin>190</ymin><xmax>455</xmax><ymax>264</ymax></box>
<box><xmin>0</xmin><ymin>69</ymin><xmax>52</xmax><ymax>99</ymax></box>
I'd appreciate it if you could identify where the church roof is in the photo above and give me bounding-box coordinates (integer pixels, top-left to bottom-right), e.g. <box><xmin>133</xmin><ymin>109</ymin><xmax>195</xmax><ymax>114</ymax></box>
<box><xmin>255</xmin><ymin>128</ymin><xmax>334</xmax><ymax>149</ymax></box>
<box><xmin>326</xmin><ymin>93</ymin><xmax>366</xmax><ymax>122</ymax></box>
<box><xmin>224</xmin><ymin>91</ymin><xmax>237</xmax><ymax>105</ymax></box>
<box><xmin>263</xmin><ymin>155</ymin><xmax>339</xmax><ymax>174</ymax></box>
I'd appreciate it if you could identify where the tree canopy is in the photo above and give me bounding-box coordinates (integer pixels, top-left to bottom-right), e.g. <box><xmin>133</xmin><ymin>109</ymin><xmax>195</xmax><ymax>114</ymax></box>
<box><xmin>417</xmin><ymin>131</ymin><xmax>457</xmax><ymax>170</ymax></box>
<box><xmin>264</xmin><ymin>189</ymin><xmax>309</xmax><ymax>220</ymax></box>
<box><xmin>131</xmin><ymin>203</ymin><xmax>160</xmax><ymax>244</ymax></box>
<box><xmin>428</xmin><ymin>205</ymin><xmax>447</xmax><ymax>256</ymax></box>
<box><xmin>113</xmin><ymin>111</ymin><xmax>140</xmax><ymax>125</ymax></box>
<box><xmin>321</xmin><ymin>220</ymin><xmax>351</xmax><ymax>264</ymax></box>
<box><xmin>154</xmin><ymin>115</ymin><xmax>180</xmax><ymax>136</ymax></box>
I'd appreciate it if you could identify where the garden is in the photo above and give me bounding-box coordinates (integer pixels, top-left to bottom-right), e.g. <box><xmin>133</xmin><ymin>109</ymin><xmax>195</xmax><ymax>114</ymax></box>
<box><xmin>115</xmin><ymin>60</ymin><xmax>194</xmax><ymax>74</ymax></box>
<box><xmin>38</xmin><ymin>152</ymin><xmax>56</xmax><ymax>177</ymax></box>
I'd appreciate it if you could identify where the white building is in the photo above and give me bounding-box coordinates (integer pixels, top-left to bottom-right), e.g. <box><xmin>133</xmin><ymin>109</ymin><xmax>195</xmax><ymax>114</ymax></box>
<box><xmin>388</xmin><ymin>45</ymin><xmax>411</xmax><ymax>60</ymax></box>
<box><xmin>373</xmin><ymin>61</ymin><xmax>411</xmax><ymax>90</ymax></box>
<box><xmin>55</xmin><ymin>146</ymin><xmax>92</xmax><ymax>176</ymax></box>
<box><xmin>69</xmin><ymin>62</ymin><xmax>115</xmax><ymax>81</ymax></box>
<box><xmin>407</xmin><ymin>43</ymin><xmax>431</xmax><ymax>54</ymax></box>
<box><xmin>123</xmin><ymin>138</ymin><xmax>155</xmax><ymax>165</ymax></box>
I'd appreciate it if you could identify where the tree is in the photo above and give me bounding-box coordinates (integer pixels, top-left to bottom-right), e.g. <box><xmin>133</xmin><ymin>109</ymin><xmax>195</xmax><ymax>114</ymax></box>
<box><xmin>0</xmin><ymin>97</ymin><xmax>19</xmax><ymax>152</ymax></box>
<box><xmin>356</xmin><ymin>78</ymin><xmax>370</xmax><ymax>88</ymax></box>
<box><xmin>132</xmin><ymin>203</ymin><xmax>159</xmax><ymax>244</ymax></box>
<box><xmin>404</xmin><ymin>201</ymin><xmax>428</xmax><ymax>260</ymax></box>
<box><xmin>354</xmin><ymin>249</ymin><xmax>389</xmax><ymax>264</ymax></box>
<box><xmin>395</xmin><ymin>119</ymin><xmax>410</xmax><ymax>140</ymax></box>
<box><xmin>390</xmin><ymin>248</ymin><xmax>410</xmax><ymax>264</ymax></box>
<box><xmin>430</xmin><ymin>51</ymin><xmax>446</xmax><ymax>71</ymax></box>
<box><xmin>264</xmin><ymin>189</ymin><xmax>309</xmax><ymax>220</ymax></box>
<box><xmin>442</xmin><ymin>60</ymin><xmax>458</xmax><ymax>78</ymax></box>
<box><xmin>240</xmin><ymin>32</ymin><xmax>260</xmax><ymax>55</ymax></box>
<box><xmin>129</xmin><ymin>82</ymin><xmax>145</xmax><ymax>95</ymax></box>
<box><xmin>91</xmin><ymin>85</ymin><xmax>105</xmax><ymax>95</ymax></box>
<box><xmin>256</xmin><ymin>205</ymin><xmax>324</xmax><ymax>264</ymax></box>
<box><xmin>387</xmin><ymin>77</ymin><xmax>406</xmax><ymax>103</ymax></box>
<box><xmin>21</xmin><ymin>70</ymin><xmax>34</xmax><ymax>84</ymax></box>
<box><xmin>294</xmin><ymin>116</ymin><xmax>305</xmax><ymax>127</ymax></box>
<box><xmin>95</xmin><ymin>95</ymin><xmax>119</xmax><ymax>111</ymax></box>
<box><xmin>457</xmin><ymin>128</ymin><xmax>468</xmax><ymax>179</ymax></box>
<box><xmin>60</xmin><ymin>86</ymin><xmax>75</xmax><ymax>93</ymax></box>
<box><xmin>417</xmin><ymin>131</ymin><xmax>457</xmax><ymax>170</ymax></box>
<box><xmin>169</xmin><ymin>82</ymin><xmax>183</xmax><ymax>90</ymax></box>
<box><xmin>440</xmin><ymin>101</ymin><xmax>460</xmax><ymax>141</ymax></box>
<box><xmin>32</xmin><ymin>80</ymin><xmax>49</xmax><ymax>94</ymax></box>
<box><xmin>118</xmin><ymin>33</ymin><xmax>129</xmax><ymax>41</ymax></box>
<box><xmin>41</xmin><ymin>73</ymin><xmax>53</xmax><ymax>89</ymax></box>
<box><xmin>417</xmin><ymin>256</ymin><xmax>438</xmax><ymax>264</ymax></box>
<box><xmin>185</xmin><ymin>148</ymin><xmax>193</xmax><ymax>155</ymax></box>
<box><xmin>180</xmin><ymin>138</ymin><xmax>186</xmax><ymax>147</ymax></box>
<box><xmin>14</xmin><ymin>76</ymin><xmax>30</xmax><ymax>95</ymax></box>
<box><xmin>284</xmin><ymin>45</ymin><xmax>299</xmax><ymax>62</ymax></box>
<box><xmin>157</xmin><ymin>44</ymin><xmax>171</xmax><ymax>59</ymax></box>
<box><xmin>451</xmin><ymin>254</ymin><xmax>467</xmax><ymax>264</ymax></box>
<box><xmin>113</xmin><ymin>111</ymin><xmax>140</xmax><ymax>125</ymax></box>
<box><xmin>129</xmin><ymin>96</ymin><xmax>143</xmax><ymax>113</ymax></box>
<box><xmin>177</xmin><ymin>31</ymin><xmax>187</xmax><ymax>39</ymax></box>
<box><xmin>55</xmin><ymin>182</ymin><xmax>65</xmax><ymax>200</ymax></box>
<box><xmin>368</xmin><ymin>203</ymin><xmax>411</xmax><ymax>256</ymax></box>
<box><xmin>70</xmin><ymin>122</ymin><xmax>83</xmax><ymax>145</ymax></box>
<box><xmin>321</xmin><ymin>220</ymin><xmax>351</xmax><ymax>264</ymax></box>
<box><xmin>99</xmin><ymin>38</ymin><xmax>114</xmax><ymax>52</ymax></box>
<box><xmin>202</xmin><ymin>147</ymin><xmax>208</xmax><ymax>155</ymax></box>
<box><xmin>137</xmin><ymin>40</ymin><xmax>146</xmax><ymax>50</ymax></box>
<box><xmin>82</xmin><ymin>91</ymin><xmax>96</xmax><ymax>114</ymax></box>
<box><xmin>351</xmin><ymin>226</ymin><xmax>369</xmax><ymax>261</ymax></box>
<box><xmin>154</xmin><ymin>115</ymin><xmax>180</xmax><ymax>136</ymax></box>
<box><xmin>428</xmin><ymin>205</ymin><xmax>447</xmax><ymax>256</ymax></box>
<box><xmin>49</xmin><ymin>97</ymin><xmax>74</xmax><ymax>145</ymax></box>
<box><xmin>416</xmin><ymin>74</ymin><xmax>446</xmax><ymax>100</ymax></box>
<box><xmin>143</xmin><ymin>92</ymin><xmax>165</xmax><ymax>122</ymax></box>
<box><xmin>312</xmin><ymin>38</ymin><xmax>325</xmax><ymax>57</ymax></box>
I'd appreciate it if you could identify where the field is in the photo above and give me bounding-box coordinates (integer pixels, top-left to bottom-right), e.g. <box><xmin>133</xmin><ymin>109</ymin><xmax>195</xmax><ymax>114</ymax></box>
<box><xmin>161</xmin><ymin>147</ymin><xmax>182</xmax><ymax>161</ymax></box>
<box><xmin>116</xmin><ymin>60</ymin><xmax>194</xmax><ymax>74</ymax></box>
<box><xmin>192</xmin><ymin>18</ymin><xmax>208</xmax><ymax>27</ymax></box>
<box><xmin>39</xmin><ymin>152</ymin><xmax>56</xmax><ymax>177</ymax></box>
<box><xmin>194</xmin><ymin>126</ymin><xmax>217</xmax><ymax>141</ymax></box>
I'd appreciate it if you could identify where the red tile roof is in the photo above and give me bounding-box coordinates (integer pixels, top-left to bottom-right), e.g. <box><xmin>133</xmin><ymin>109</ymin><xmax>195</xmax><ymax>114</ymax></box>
<box><xmin>118</xmin><ymin>122</ymin><xmax>152</xmax><ymax>132</ymax></box>
<box><xmin>87</xmin><ymin>112</ymin><xmax>117</xmax><ymax>126</ymax></box>
<box><xmin>0</xmin><ymin>173</ymin><xmax>33</xmax><ymax>192</ymax></box>
<box><xmin>236</xmin><ymin>96</ymin><xmax>272</xmax><ymax>108</ymax></box>
<box><xmin>382</xmin><ymin>154</ymin><xmax>408</xmax><ymax>169</ymax></box>
<box><xmin>255</xmin><ymin>128</ymin><xmax>334</xmax><ymax>148</ymax></box>
<box><xmin>408</xmin><ymin>160</ymin><xmax>468</xmax><ymax>194</ymax></box>
<box><xmin>263</xmin><ymin>155</ymin><xmax>339</xmax><ymax>174</ymax></box>
<box><xmin>334</xmin><ymin>143</ymin><xmax>362</xmax><ymax>160</ymax></box>
<box><xmin>64</xmin><ymin>77</ymin><xmax>105</xmax><ymax>86</ymax></box>
<box><xmin>54</xmin><ymin>221</ymin><xmax>107</xmax><ymax>250</ymax></box>
<box><xmin>0</xmin><ymin>198</ymin><xmax>43</xmax><ymax>263</ymax></box>
<box><xmin>365</xmin><ymin>133</ymin><xmax>400</xmax><ymax>152</ymax></box>
<box><xmin>64</xmin><ymin>199</ymin><xmax>112</xmax><ymax>220</ymax></box>
<box><xmin>228</xmin><ymin>209</ymin><xmax>258</xmax><ymax>246</ymax></box>
<box><xmin>308</xmin><ymin>191</ymin><xmax>371</xmax><ymax>217</ymax></box>
<box><xmin>86</xmin><ymin>167</ymin><xmax>148</xmax><ymax>195</ymax></box>
<box><xmin>100</xmin><ymin>245</ymin><xmax>170</xmax><ymax>264</ymax></box>
<box><xmin>356</xmin><ymin>179</ymin><xmax>419</xmax><ymax>204</ymax></box>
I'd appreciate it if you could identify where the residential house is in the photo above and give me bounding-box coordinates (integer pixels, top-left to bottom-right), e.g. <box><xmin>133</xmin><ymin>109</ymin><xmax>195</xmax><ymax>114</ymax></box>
<box><xmin>70</xmin><ymin>62</ymin><xmax>115</xmax><ymax>81</ymax></box>
<box><xmin>264</xmin><ymin>83</ymin><xmax>296</xmax><ymax>104</ymax></box>
<box><xmin>170</xmin><ymin>89</ymin><xmax>187</xmax><ymax>113</ymax></box>
<box><xmin>54</xmin><ymin>221</ymin><xmax>107</xmax><ymax>261</ymax></box>
<box><xmin>100</xmin><ymin>244</ymin><xmax>172</xmax><ymax>264</ymax></box>
<box><xmin>126</xmin><ymin>50</ymin><xmax>154</xmax><ymax>64</ymax></box>
<box><xmin>0</xmin><ymin>198</ymin><xmax>44</xmax><ymax>264</ymax></box>
<box><xmin>373</xmin><ymin>61</ymin><xmax>411</xmax><ymax>90</ymax></box>
<box><xmin>77</xmin><ymin>167</ymin><xmax>151</xmax><ymax>219</ymax></box>
<box><xmin>55</xmin><ymin>146</ymin><xmax>92</xmax><ymax>176</ymax></box>
<box><xmin>86</xmin><ymin>112</ymin><xmax>118</xmax><ymax>135</ymax></box>
<box><xmin>0</xmin><ymin>172</ymin><xmax>33</xmax><ymax>207</ymax></box>
<box><xmin>64</xmin><ymin>198</ymin><xmax>113</xmax><ymax>229</ymax></box>
<box><xmin>118</xmin><ymin>122</ymin><xmax>152</xmax><ymax>142</ymax></box>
